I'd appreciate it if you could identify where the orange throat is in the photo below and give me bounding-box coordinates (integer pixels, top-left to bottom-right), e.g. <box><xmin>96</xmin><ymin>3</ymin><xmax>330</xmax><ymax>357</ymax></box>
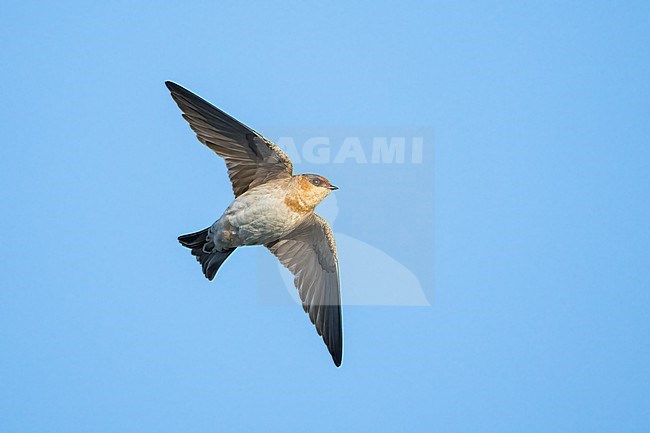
<box><xmin>284</xmin><ymin>176</ymin><xmax>321</xmax><ymax>214</ymax></box>
<box><xmin>284</xmin><ymin>193</ymin><xmax>314</xmax><ymax>214</ymax></box>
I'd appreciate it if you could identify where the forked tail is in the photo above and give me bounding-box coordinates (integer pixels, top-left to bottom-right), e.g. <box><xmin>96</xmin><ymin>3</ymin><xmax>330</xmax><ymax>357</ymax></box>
<box><xmin>178</xmin><ymin>228</ymin><xmax>236</xmax><ymax>281</ymax></box>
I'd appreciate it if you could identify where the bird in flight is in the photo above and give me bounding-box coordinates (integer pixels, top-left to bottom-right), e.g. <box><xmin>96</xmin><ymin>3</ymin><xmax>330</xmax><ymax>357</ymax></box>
<box><xmin>165</xmin><ymin>82</ymin><xmax>343</xmax><ymax>366</ymax></box>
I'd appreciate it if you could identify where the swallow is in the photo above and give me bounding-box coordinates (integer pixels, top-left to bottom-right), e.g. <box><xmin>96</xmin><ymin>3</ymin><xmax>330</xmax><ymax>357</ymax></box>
<box><xmin>165</xmin><ymin>82</ymin><xmax>343</xmax><ymax>366</ymax></box>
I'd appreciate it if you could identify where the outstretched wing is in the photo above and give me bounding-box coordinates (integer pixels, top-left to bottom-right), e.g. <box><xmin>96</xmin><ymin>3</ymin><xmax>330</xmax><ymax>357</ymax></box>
<box><xmin>267</xmin><ymin>214</ymin><xmax>343</xmax><ymax>367</ymax></box>
<box><xmin>166</xmin><ymin>81</ymin><xmax>293</xmax><ymax>196</ymax></box>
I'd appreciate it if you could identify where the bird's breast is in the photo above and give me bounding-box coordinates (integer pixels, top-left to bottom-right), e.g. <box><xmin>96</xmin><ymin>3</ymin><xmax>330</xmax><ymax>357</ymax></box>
<box><xmin>221</xmin><ymin>184</ymin><xmax>308</xmax><ymax>246</ymax></box>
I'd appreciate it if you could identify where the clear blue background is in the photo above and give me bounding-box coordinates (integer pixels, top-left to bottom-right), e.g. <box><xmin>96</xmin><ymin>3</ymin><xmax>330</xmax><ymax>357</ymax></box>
<box><xmin>1</xmin><ymin>1</ymin><xmax>649</xmax><ymax>432</ymax></box>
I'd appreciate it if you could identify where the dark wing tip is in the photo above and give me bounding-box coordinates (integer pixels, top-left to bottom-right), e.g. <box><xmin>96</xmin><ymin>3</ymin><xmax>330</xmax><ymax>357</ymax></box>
<box><xmin>165</xmin><ymin>80</ymin><xmax>179</xmax><ymax>91</ymax></box>
<box><xmin>165</xmin><ymin>81</ymin><xmax>192</xmax><ymax>100</ymax></box>
<box><xmin>327</xmin><ymin>320</ymin><xmax>343</xmax><ymax>367</ymax></box>
<box><xmin>329</xmin><ymin>337</ymin><xmax>343</xmax><ymax>367</ymax></box>
<box><xmin>166</xmin><ymin>81</ymin><xmax>197</xmax><ymax>102</ymax></box>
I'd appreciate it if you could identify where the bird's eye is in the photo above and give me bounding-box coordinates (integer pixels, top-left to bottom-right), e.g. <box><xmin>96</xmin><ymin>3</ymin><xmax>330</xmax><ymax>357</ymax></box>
<box><xmin>312</xmin><ymin>178</ymin><xmax>322</xmax><ymax>186</ymax></box>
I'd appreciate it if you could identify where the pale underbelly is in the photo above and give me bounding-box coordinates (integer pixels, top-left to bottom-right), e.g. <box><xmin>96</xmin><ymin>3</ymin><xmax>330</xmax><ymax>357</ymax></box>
<box><xmin>212</xmin><ymin>193</ymin><xmax>305</xmax><ymax>249</ymax></box>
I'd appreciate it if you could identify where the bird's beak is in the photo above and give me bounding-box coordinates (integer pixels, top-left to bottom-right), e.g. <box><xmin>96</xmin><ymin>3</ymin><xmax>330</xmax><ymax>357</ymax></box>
<box><xmin>328</xmin><ymin>185</ymin><xmax>339</xmax><ymax>191</ymax></box>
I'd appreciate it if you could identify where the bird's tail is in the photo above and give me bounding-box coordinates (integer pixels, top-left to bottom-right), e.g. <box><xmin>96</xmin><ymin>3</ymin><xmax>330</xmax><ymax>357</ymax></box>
<box><xmin>178</xmin><ymin>228</ymin><xmax>236</xmax><ymax>281</ymax></box>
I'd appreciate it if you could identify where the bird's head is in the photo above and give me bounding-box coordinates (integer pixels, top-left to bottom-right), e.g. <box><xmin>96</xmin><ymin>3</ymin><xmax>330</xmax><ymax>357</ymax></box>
<box><xmin>290</xmin><ymin>174</ymin><xmax>338</xmax><ymax>211</ymax></box>
<box><xmin>304</xmin><ymin>174</ymin><xmax>338</xmax><ymax>191</ymax></box>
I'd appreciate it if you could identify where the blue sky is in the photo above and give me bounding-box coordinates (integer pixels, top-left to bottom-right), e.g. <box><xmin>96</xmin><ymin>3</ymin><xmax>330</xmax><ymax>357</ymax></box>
<box><xmin>1</xmin><ymin>1</ymin><xmax>649</xmax><ymax>432</ymax></box>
